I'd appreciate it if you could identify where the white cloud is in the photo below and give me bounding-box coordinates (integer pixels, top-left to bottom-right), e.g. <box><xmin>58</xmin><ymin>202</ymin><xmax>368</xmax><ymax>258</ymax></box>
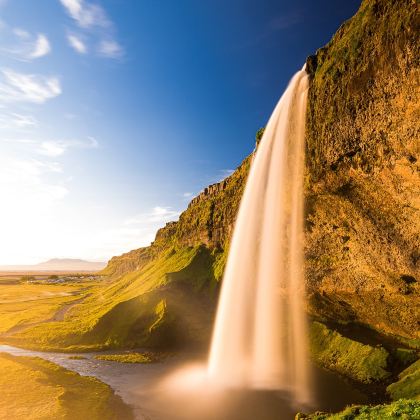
<box><xmin>0</xmin><ymin>68</ymin><xmax>61</xmax><ymax>104</ymax></box>
<box><xmin>60</xmin><ymin>0</ymin><xmax>109</xmax><ymax>29</ymax></box>
<box><xmin>67</xmin><ymin>34</ymin><xmax>87</xmax><ymax>54</ymax></box>
<box><xmin>0</xmin><ymin>112</ymin><xmax>38</xmax><ymax>129</ymax></box>
<box><xmin>0</xmin><ymin>157</ymin><xmax>68</xmax><ymax>204</ymax></box>
<box><xmin>97</xmin><ymin>206</ymin><xmax>181</xmax><ymax>256</ymax></box>
<box><xmin>2</xmin><ymin>30</ymin><xmax>51</xmax><ymax>60</ymax></box>
<box><xmin>125</xmin><ymin>206</ymin><xmax>180</xmax><ymax>226</ymax></box>
<box><xmin>36</xmin><ymin>137</ymin><xmax>98</xmax><ymax>157</ymax></box>
<box><xmin>59</xmin><ymin>0</ymin><xmax>123</xmax><ymax>59</ymax></box>
<box><xmin>3</xmin><ymin>137</ymin><xmax>98</xmax><ymax>157</ymax></box>
<box><xmin>183</xmin><ymin>192</ymin><xmax>193</xmax><ymax>198</ymax></box>
<box><xmin>13</xmin><ymin>27</ymin><xmax>30</xmax><ymax>39</ymax></box>
<box><xmin>29</xmin><ymin>34</ymin><xmax>51</xmax><ymax>58</ymax></box>
<box><xmin>37</xmin><ymin>141</ymin><xmax>67</xmax><ymax>157</ymax></box>
<box><xmin>98</xmin><ymin>39</ymin><xmax>123</xmax><ymax>58</ymax></box>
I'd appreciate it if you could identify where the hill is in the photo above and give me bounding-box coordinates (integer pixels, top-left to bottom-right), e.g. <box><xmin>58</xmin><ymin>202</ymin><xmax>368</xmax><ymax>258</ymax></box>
<box><xmin>0</xmin><ymin>258</ymin><xmax>106</xmax><ymax>272</ymax></box>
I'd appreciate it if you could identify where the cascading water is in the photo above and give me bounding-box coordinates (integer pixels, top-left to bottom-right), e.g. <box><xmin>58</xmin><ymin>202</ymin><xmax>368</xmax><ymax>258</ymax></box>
<box><xmin>207</xmin><ymin>67</ymin><xmax>312</xmax><ymax>405</ymax></box>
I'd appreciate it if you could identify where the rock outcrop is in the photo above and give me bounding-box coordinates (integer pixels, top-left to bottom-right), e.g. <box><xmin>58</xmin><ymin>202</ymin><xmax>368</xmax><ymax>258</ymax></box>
<box><xmin>304</xmin><ymin>0</ymin><xmax>419</xmax><ymax>340</ymax></box>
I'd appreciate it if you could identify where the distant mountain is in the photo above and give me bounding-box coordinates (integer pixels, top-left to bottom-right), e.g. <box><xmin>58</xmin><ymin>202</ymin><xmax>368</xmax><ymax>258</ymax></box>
<box><xmin>0</xmin><ymin>258</ymin><xmax>106</xmax><ymax>272</ymax></box>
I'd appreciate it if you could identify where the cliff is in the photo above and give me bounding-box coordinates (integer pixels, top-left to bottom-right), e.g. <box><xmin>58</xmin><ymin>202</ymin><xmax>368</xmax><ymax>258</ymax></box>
<box><xmin>7</xmin><ymin>0</ymin><xmax>418</xmax><ymax>355</ymax></box>
<box><xmin>304</xmin><ymin>0</ymin><xmax>419</xmax><ymax>340</ymax></box>
<box><xmin>101</xmin><ymin>0</ymin><xmax>419</xmax><ymax>343</ymax></box>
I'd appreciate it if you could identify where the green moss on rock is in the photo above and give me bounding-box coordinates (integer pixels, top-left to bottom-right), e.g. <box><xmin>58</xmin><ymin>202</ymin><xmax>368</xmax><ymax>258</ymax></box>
<box><xmin>95</xmin><ymin>352</ymin><xmax>155</xmax><ymax>364</ymax></box>
<box><xmin>298</xmin><ymin>399</ymin><xmax>420</xmax><ymax>419</ymax></box>
<box><xmin>310</xmin><ymin>322</ymin><xmax>390</xmax><ymax>383</ymax></box>
<box><xmin>387</xmin><ymin>359</ymin><xmax>420</xmax><ymax>400</ymax></box>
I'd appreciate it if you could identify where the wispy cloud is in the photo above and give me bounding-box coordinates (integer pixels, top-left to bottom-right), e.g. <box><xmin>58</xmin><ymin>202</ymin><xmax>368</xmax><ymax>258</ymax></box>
<box><xmin>3</xmin><ymin>136</ymin><xmax>98</xmax><ymax>157</ymax></box>
<box><xmin>268</xmin><ymin>12</ymin><xmax>302</xmax><ymax>31</ymax></box>
<box><xmin>0</xmin><ymin>112</ymin><xmax>38</xmax><ymax>129</ymax></box>
<box><xmin>37</xmin><ymin>137</ymin><xmax>98</xmax><ymax>157</ymax></box>
<box><xmin>0</xmin><ymin>157</ymin><xmax>68</xmax><ymax>204</ymax></box>
<box><xmin>0</xmin><ymin>68</ymin><xmax>61</xmax><ymax>104</ymax></box>
<box><xmin>59</xmin><ymin>0</ymin><xmax>123</xmax><ymax>59</ymax></box>
<box><xmin>29</xmin><ymin>34</ymin><xmax>51</xmax><ymax>58</ymax></box>
<box><xmin>67</xmin><ymin>33</ymin><xmax>87</xmax><ymax>54</ymax></box>
<box><xmin>13</xmin><ymin>27</ymin><xmax>30</xmax><ymax>39</ymax></box>
<box><xmin>182</xmin><ymin>192</ymin><xmax>193</xmax><ymax>198</ymax></box>
<box><xmin>98</xmin><ymin>39</ymin><xmax>123</xmax><ymax>58</ymax></box>
<box><xmin>60</xmin><ymin>0</ymin><xmax>109</xmax><ymax>29</ymax></box>
<box><xmin>1</xmin><ymin>27</ymin><xmax>51</xmax><ymax>61</ymax></box>
<box><xmin>98</xmin><ymin>206</ymin><xmax>181</xmax><ymax>256</ymax></box>
<box><xmin>125</xmin><ymin>206</ymin><xmax>180</xmax><ymax>226</ymax></box>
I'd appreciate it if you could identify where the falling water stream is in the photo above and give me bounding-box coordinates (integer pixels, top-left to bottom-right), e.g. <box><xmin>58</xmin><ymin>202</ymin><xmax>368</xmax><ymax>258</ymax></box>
<box><xmin>208</xmin><ymin>67</ymin><xmax>312</xmax><ymax>405</ymax></box>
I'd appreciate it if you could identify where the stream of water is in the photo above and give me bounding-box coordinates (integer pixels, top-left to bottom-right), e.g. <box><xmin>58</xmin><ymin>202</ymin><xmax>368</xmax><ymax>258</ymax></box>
<box><xmin>0</xmin><ymin>345</ymin><xmax>367</xmax><ymax>420</ymax></box>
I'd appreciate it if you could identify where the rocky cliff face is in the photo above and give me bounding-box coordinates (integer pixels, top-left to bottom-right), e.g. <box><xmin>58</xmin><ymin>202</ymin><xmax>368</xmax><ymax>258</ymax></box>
<box><xmin>102</xmin><ymin>0</ymin><xmax>419</xmax><ymax>344</ymax></box>
<box><xmin>304</xmin><ymin>0</ymin><xmax>419</xmax><ymax>341</ymax></box>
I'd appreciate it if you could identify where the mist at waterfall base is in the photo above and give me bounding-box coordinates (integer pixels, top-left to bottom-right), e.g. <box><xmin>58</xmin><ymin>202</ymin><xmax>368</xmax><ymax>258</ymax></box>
<box><xmin>143</xmin><ymin>69</ymin><xmax>367</xmax><ymax>419</ymax></box>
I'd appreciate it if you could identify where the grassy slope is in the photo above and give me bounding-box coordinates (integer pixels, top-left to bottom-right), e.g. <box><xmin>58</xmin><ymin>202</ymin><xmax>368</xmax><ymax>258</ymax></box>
<box><xmin>387</xmin><ymin>359</ymin><xmax>420</xmax><ymax>400</ymax></box>
<box><xmin>306</xmin><ymin>322</ymin><xmax>420</xmax><ymax>419</ymax></box>
<box><xmin>0</xmin><ymin>353</ymin><xmax>132</xmax><ymax>419</ymax></box>
<box><xmin>4</xmin><ymin>246</ymin><xmax>217</xmax><ymax>350</ymax></box>
<box><xmin>0</xmin><ymin>283</ymin><xmax>96</xmax><ymax>334</ymax></box>
<box><xmin>309</xmin><ymin>322</ymin><xmax>390</xmax><ymax>383</ymax></box>
<box><xmin>299</xmin><ymin>399</ymin><xmax>420</xmax><ymax>420</ymax></box>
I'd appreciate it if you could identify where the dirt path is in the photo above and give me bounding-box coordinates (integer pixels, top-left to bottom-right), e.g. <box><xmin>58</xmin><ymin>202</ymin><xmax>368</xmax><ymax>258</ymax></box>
<box><xmin>2</xmin><ymin>292</ymin><xmax>91</xmax><ymax>336</ymax></box>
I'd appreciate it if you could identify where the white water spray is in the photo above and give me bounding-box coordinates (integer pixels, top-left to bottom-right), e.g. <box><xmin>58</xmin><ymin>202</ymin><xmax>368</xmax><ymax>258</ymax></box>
<box><xmin>208</xmin><ymin>68</ymin><xmax>311</xmax><ymax>405</ymax></box>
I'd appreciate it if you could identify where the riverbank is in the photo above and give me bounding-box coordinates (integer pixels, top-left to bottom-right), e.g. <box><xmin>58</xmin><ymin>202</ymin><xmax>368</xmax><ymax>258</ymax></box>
<box><xmin>0</xmin><ymin>351</ymin><xmax>133</xmax><ymax>420</ymax></box>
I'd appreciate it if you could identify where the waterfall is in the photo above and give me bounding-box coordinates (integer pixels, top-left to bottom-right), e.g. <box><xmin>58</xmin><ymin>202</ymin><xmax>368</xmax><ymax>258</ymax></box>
<box><xmin>207</xmin><ymin>68</ymin><xmax>311</xmax><ymax>405</ymax></box>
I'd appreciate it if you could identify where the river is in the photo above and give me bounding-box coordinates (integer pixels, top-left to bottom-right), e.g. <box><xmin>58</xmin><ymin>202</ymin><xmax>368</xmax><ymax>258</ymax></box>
<box><xmin>0</xmin><ymin>345</ymin><xmax>368</xmax><ymax>420</ymax></box>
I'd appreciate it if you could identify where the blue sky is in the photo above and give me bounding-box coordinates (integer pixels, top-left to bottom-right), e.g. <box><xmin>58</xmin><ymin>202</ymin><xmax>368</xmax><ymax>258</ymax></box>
<box><xmin>0</xmin><ymin>0</ymin><xmax>360</xmax><ymax>264</ymax></box>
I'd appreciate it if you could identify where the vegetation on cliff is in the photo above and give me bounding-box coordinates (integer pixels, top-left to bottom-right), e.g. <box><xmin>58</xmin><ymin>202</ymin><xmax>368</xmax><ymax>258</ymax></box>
<box><xmin>309</xmin><ymin>322</ymin><xmax>390</xmax><ymax>383</ymax></box>
<box><xmin>3</xmin><ymin>246</ymin><xmax>216</xmax><ymax>350</ymax></box>
<box><xmin>387</xmin><ymin>359</ymin><xmax>420</xmax><ymax>400</ymax></box>
<box><xmin>298</xmin><ymin>399</ymin><xmax>420</xmax><ymax>420</ymax></box>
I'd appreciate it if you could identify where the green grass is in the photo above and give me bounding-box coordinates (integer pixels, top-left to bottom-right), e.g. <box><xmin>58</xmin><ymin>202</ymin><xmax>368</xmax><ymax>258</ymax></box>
<box><xmin>299</xmin><ymin>399</ymin><xmax>420</xmax><ymax>419</ymax></box>
<box><xmin>387</xmin><ymin>359</ymin><xmax>420</xmax><ymax>400</ymax></box>
<box><xmin>0</xmin><ymin>352</ymin><xmax>133</xmax><ymax>419</ymax></box>
<box><xmin>94</xmin><ymin>352</ymin><xmax>155</xmax><ymax>364</ymax></box>
<box><xmin>392</xmin><ymin>348</ymin><xmax>418</xmax><ymax>367</ymax></box>
<box><xmin>0</xmin><ymin>283</ymin><xmax>96</xmax><ymax>334</ymax></box>
<box><xmin>309</xmin><ymin>322</ymin><xmax>390</xmax><ymax>383</ymax></box>
<box><xmin>3</xmin><ymin>246</ymin><xmax>215</xmax><ymax>351</ymax></box>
